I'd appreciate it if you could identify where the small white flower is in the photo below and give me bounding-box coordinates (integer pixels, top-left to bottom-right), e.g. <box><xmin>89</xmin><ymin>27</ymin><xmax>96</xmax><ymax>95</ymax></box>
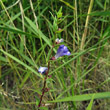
<box><xmin>59</xmin><ymin>38</ymin><xmax>64</xmax><ymax>43</ymax></box>
<box><xmin>55</xmin><ymin>38</ymin><xmax>64</xmax><ymax>44</ymax></box>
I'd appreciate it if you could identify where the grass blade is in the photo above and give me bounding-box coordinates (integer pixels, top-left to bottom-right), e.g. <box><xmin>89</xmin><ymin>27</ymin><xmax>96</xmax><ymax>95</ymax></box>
<box><xmin>0</xmin><ymin>49</ymin><xmax>41</xmax><ymax>78</ymax></box>
<box><xmin>48</xmin><ymin>92</ymin><xmax>110</xmax><ymax>102</ymax></box>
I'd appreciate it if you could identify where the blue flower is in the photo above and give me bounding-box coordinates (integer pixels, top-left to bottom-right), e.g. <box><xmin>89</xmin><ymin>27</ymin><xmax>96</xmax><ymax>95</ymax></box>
<box><xmin>55</xmin><ymin>45</ymin><xmax>71</xmax><ymax>59</ymax></box>
<box><xmin>38</xmin><ymin>67</ymin><xmax>48</xmax><ymax>74</ymax></box>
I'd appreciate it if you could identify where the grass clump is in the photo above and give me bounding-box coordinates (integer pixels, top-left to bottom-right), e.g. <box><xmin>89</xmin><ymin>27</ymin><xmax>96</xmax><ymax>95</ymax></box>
<box><xmin>0</xmin><ymin>0</ymin><xmax>110</xmax><ymax>110</ymax></box>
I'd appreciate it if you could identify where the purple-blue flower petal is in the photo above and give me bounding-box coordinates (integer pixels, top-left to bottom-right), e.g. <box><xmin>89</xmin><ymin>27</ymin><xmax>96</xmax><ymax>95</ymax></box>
<box><xmin>57</xmin><ymin>45</ymin><xmax>64</xmax><ymax>52</ymax></box>
<box><xmin>59</xmin><ymin>45</ymin><xmax>64</xmax><ymax>48</ymax></box>
<box><xmin>38</xmin><ymin>67</ymin><xmax>48</xmax><ymax>74</ymax></box>
<box><xmin>63</xmin><ymin>51</ymin><xmax>71</xmax><ymax>56</ymax></box>
<box><xmin>57</xmin><ymin>45</ymin><xmax>67</xmax><ymax>53</ymax></box>
<box><xmin>55</xmin><ymin>45</ymin><xmax>71</xmax><ymax>59</ymax></box>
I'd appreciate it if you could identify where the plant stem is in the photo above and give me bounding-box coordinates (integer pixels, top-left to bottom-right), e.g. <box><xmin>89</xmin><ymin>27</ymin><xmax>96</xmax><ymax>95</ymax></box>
<box><xmin>38</xmin><ymin>45</ymin><xmax>54</xmax><ymax>109</ymax></box>
<box><xmin>38</xmin><ymin>62</ymin><xmax>50</xmax><ymax>109</ymax></box>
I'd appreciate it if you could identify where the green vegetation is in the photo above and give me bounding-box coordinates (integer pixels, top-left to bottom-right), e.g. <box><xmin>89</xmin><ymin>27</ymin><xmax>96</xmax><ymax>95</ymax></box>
<box><xmin>0</xmin><ymin>0</ymin><xmax>110</xmax><ymax>110</ymax></box>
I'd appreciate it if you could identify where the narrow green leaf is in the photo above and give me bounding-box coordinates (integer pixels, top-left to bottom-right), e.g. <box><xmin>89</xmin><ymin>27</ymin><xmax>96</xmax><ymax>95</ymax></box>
<box><xmin>0</xmin><ymin>49</ymin><xmax>41</xmax><ymax>78</ymax></box>
<box><xmin>57</xmin><ymin>6</ymin><xmax>63</xmax><ymax>18</ymax></box>
<box><xmin>25</xmin><ymin>16</ymin><xmax>52</xmax><ymax>47</ymax></box>
<box><xmin>19</xmin><ymin>72</ymin><xmax>31</xmax><ymax>88</ymax></box>
<box><xmin>39</xmin><ymin>107</ymin><xmax>48</xmax><ymax>110</ymax></box>
<box><xmin>59</xmin><ymin>0</ymin><xmax>75</xmax><ymax>10</ymax></box>
<box><xmin>0</xmin><ymin>56</ymin><xmax>7</xmax><ymax>62</ymax></box>
<box><xmin>89</xmin><ymin>11</ymin><xmax>110</xmax><ymax>16</ymax></box>
<box><xmin>48</xmin><ymin>92</ymin><xmax>110</xmax><ymax>103</ymax></box>
<box><xmin>96</xmin><ymin>0</ymin><xmax>104</xmax><ymax>9</ymax></box>
<box><xmin>6</xmin><ymin>6</ymin><xmax>30</xmax><ymax>24</ymax></box>
<box><xmin>35</xmin><ymin>96</ymin><xmax>40</xmax><ymax>106</ymax></box>
<box><xmin>9</xmin><ymin>44</ymin><xmax>38</xmax><ymax>68</ymax></box>
<box><xmin>0</xmin><ymin>25</ymin><xmax>34</xmax><ymax>37</ymax></box>
<box><xmin>86</xmin><ymin>94</ymin><xmax>95</xmax><ymax>110</ymax></box>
